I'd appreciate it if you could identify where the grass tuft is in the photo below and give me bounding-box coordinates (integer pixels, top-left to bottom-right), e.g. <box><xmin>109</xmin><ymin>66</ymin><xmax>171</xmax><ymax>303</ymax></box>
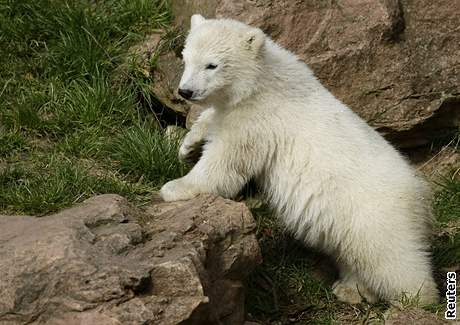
<box><xmin>46</xmin><ymin>75</ymin><xmax>138</xmax><ymax>136</ymax></box>
<box><xmin>110</xmin><ymin>123</ymin><xmax>187</xmax><ymax>185</ymax></box>
<box><xmin>0</xmin><ymin>130</ymin><xmax>28</xmax><ymax>157</ymax></box>
<box><xmin>0</xmin><ymin>157</ymin><xmax>150</xmax><ymax>215</ymax></box>
<box><xmin>432</xmin><ymin>172</ymin><xmax>460</xmax><ymax>268</ymax></box>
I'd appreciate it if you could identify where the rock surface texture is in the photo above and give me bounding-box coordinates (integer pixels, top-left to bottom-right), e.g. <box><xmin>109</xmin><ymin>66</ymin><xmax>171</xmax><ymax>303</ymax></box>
<box><xmin>127</xmin><ymin>32</ymin><xmax>189</xmax><ymax>124</ymax></box>
<box><xmin>0</xmin><ymin>194</ymin><xmax>261</xmax><ymax>325</ymax></box>
<box><xmin>170</xmin><ymin>0</ymin><xmax>460</xmax><ymax>150</ymax></box>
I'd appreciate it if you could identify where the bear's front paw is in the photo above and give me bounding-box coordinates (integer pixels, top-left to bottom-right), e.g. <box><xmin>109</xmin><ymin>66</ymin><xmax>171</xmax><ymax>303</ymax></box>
<box><xmin>160</xmin><ymin>178</ymin><xmax>199</xmax><ymax>202</ymax></box>
<box><xmin>179</xmin><ymin>133</ymin><xmax>206</xmax><ymax>164</ymax></box>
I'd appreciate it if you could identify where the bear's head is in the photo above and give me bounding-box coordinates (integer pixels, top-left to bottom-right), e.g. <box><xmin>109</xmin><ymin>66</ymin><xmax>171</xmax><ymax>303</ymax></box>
<box><xmin>178</xmin><ymin>14</ymin><xmax>265</xmax><ymax>107</ymax></box>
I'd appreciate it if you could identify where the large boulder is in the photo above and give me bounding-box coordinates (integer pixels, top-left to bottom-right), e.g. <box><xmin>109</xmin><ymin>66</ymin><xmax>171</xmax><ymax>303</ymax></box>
<box><xmin>0</xmin><ymin>194</ymin><xmax>261</xmax><ymax>325</ymax></box>
<box><xmin>171</xmin><ymin>0</ymin><xmax>460</xmax><ymax>149</ymax></box>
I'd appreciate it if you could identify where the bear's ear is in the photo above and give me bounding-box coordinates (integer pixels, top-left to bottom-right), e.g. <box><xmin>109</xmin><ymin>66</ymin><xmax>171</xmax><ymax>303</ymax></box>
<box><xmin>190</xmin><ymin>14</ymin><xmax>206</xmax><ymax>30</ymax></box>
<box><xmin>244</xmin><ymin>28</ymin><xmax>265</xmax><ymax>53</ymax></box>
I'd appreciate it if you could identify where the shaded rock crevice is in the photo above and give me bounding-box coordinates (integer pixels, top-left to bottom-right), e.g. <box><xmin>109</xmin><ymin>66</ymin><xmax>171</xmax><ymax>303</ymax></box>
<box><xmin>380</xmin><ymin>0</ymin><xmax>406</xmax><ymax>42</ymax></box>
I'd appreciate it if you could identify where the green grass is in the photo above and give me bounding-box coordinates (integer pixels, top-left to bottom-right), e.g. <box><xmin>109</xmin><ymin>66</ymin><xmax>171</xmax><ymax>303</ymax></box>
<box><xmin>0</xmin><ymin>129</ymin><xmax>28</xmax><ymax>157</ymax></box>
<box><xmin>0</xmin><ymin>0</ymin><xmax>183</xmax><ymax>216</ymax></box>
<box><xmin>110</xmin><ymin>123</ymin><xmax>187</xmax><ymax>184</ymax></box>
<box><xmin>432</xmin><ymin>171</ymin><xmax>460</xmax><ymax>269</ymax></box>
<box><xmin>0</xmin><ymin>157</ymin><xmax>149</xmax><ymax>215</ymax></box>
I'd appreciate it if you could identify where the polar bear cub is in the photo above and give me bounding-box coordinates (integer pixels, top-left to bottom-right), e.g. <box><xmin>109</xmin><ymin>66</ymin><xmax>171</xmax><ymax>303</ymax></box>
<box><xmin>160</xmin><ymin>14</ymin><xmax>439</xmax><ymax>305</ymax></box>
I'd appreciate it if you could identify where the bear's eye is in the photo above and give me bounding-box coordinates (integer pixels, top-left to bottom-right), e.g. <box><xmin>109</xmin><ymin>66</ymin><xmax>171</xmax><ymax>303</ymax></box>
<box><xmin>205</xmin><ymin>63</ymin><xmax>217</xmax><ymax>70</ymax></box>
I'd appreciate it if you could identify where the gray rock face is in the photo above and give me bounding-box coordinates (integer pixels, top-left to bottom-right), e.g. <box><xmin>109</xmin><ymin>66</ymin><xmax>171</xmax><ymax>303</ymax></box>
<box><xmin>0</xmin><ymin>194</ymin><xmax>261</xmax><ymax>324</ymax></box>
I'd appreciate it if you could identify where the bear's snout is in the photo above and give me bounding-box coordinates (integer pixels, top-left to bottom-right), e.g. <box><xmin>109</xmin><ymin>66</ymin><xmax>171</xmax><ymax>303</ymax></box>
<box><xmin>178</xmin><ymin>88</ymin><xmax>194</xmax><ymax>100</ymax></box>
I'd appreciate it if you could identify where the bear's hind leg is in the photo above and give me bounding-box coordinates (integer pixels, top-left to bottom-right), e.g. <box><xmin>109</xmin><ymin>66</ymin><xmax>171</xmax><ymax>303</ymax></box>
<box><xmin>365</xmin><ymin>255</ymin><xmax>439</xmax><ymax>305</ymax></box>
<box><xmin>332</xmin><ymin>265</ymin><xmax>378</xmax><ymax>304</ymax></box>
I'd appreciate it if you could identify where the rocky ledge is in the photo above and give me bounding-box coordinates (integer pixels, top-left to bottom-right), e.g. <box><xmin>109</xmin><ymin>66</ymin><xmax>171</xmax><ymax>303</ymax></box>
<box><xmin>0</xmin><ymin>194</ymin><xmax>261</xmax><ymax>324</ymax></box>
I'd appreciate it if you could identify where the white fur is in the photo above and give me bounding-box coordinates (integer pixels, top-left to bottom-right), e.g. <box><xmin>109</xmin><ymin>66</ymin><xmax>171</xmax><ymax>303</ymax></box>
<box><xmin>161</xmin><ymin>15</ymin><xmax>439</xmax><ymax>304</ymax></box>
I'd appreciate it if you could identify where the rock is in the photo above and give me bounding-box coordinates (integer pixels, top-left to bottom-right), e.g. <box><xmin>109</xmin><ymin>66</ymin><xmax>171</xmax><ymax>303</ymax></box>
<box><xmin>128</xmin><ymin>33</ymin><xmax>162</xmax><ymax>78</ymax></box>
<box><xmin>127</xmin><ymin>31</ymin><xmax>189</xmax><ymax>122</ymax></box>
<box><xmin>171</xmin><ymin>0</ymin><xmax>460</xmax><ymax>149</ymax></box>
<box><xmin>414</xmin><ymin>146</ymin><xmax>460</xmax><ymax>181</ymax></box>
<box><xmin>128</xmin><ymin>30</ymin><xmax>211</xmax><ymax>130</ymax></box>
<box><xmin>151</xmin><ymin>48</ymin><xmax>189</xmax><ymax>117</ymax></box>
<box><xmin>172</xmin><ymin>1</ymin><xmax>218</xmax><ymax>30</ymax></box>
<box><xmin>0</xmin><ymin>194</ymin><xmax>261</xmax><ymax>324</ymax></box>
<box><xmin>384</xmin><ymin>307</ymin><xmax>448</xmax><ymax>324</ymax></box>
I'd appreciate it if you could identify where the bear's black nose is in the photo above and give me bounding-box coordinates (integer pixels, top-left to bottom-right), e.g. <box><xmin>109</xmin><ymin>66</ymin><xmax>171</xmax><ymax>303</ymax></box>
<box><xmin>178</xmin><ymin>88</ymin><xmax>194</xmax><ymax>100</ymax></box>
